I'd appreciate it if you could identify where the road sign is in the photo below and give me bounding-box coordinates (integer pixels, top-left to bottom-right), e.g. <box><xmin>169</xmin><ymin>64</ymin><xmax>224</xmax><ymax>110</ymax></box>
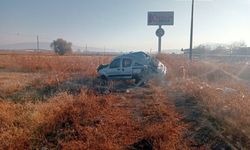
<box><xmin>156</xmin><ymin>28</ymin><xmax>165</xmax><ymax>37</ymax></box>
<box><xmin>148</xmin><ymin>11</ymin><xmax>174</xmax><ymax>26</ymax></box>
<box><xmin>148</xmin><ymin>11</ymin><xmax>174</xmax><ymax>53</ymax></box>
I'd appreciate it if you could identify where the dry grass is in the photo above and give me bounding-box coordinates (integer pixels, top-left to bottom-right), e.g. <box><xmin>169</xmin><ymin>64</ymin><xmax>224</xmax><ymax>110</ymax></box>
<box><xmin>0</xmin><ymin>89</ymin><xmax>188</xmax><ymax>149</ymax></box>
<box><xmin>0</xmin><ymin>54</ymin><xmax>110</xmax><ymax>73</ymax></box>
<box><xmin>158</xmin><ymin>54</ymin><xmax>250</xmax><ymax>148</ymax></box>
<box><xmin>0</xmin><ymin>72</ymin><xmax>42</xmax><ymax>97</ymax></box>
<box><xmin>0</xmin><ymin>52</ymin><xmax>249</xmax><ymax>149</ymax></box>
<box><xmin>0</xmin><ymin>54</ymin><xmax>111</xmax><ymax>86</ymax></box>
<box><xmin>171</xmin><ymin>79</ymin><xmax>250</xmax><ymax>136</ymax></box>
<box><xmin>0</xmin><ymin>52</ymin><xmax>189</xmax><ymax>149</ymax></box>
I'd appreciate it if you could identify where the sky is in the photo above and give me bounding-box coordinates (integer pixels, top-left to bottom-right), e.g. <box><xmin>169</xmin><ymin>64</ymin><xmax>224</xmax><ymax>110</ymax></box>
<box><xmin>0</xmin><ymin>0</ymin><xmax>250</xmax><ymax>52</ymax></box>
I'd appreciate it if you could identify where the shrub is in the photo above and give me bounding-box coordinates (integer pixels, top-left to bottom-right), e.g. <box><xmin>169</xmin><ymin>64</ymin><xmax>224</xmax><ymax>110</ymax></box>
<box><xmin>50</xmin><ymin>38</ymin><xmax>72</xmax><ymax>55</ymax></box>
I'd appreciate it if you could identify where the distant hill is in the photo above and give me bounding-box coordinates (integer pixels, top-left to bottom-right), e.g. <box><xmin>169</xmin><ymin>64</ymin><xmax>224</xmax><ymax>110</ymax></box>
<box><xmin>0</xmin><ymin>42</ymin><xmax>181</xmax><ymax>54</ymax></box>
<box><xmin>0</xmin><ymin>42</ymin><xmax>51</xmax><ymax>50</ymax></box>
<box><xmin>162</xmin><ymin>49</ymin><xmax>182</xmax><ymax>54</ymax></box>
<box><xmin>0</xmin><ymin>42</ymin><xmax>116</xmax><ymax>52</ymax></box>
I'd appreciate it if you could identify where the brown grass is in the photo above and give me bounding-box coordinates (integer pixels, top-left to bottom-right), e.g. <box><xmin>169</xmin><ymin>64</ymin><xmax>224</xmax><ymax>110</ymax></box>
<box><xmin>0</xmin><ymin>52</ymin><xmax>189</xmax><ymax>149</ymax></box>
<box><xmin>158</xmin><ymin>54</ymin><xmax>250</xmax><ymax>142</ymax></box>
<box><xmin>0</xmin><ymin>54</ymin><xmax>111</xmax><ymax>86</ymax></box>
<box><xmin>171</xmin><ymin>79</ymin><xmax>250</xmax><ymax>136</ymax></box>
<box><xmin>0</xmin><ymin>52</ymin><xmax>249</xmax><ymax>149</ymax></box>
<box><xmin>0</xmin><ymin>89</ymin><xmax>188</xmax><ymax>149</ymax></box>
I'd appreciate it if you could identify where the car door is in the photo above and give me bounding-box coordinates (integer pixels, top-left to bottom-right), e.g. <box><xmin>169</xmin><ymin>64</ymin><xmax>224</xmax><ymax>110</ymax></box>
<box><xmin>107</xmin><ymin>58</ymin><xmax>122</xmax><ymax>79</ymax></box>
<box><xmin>121</xmin><ymin>58</ymin><xmax>133</xmax><ymax>79</ymax></box>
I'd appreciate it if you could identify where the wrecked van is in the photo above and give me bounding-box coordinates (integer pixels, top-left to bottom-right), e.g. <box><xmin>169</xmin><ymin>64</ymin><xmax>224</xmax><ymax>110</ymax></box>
<box><xmin>97</xmin><ymin>52</ymin><xmax>167</xmax><ymax>84</ymax></box>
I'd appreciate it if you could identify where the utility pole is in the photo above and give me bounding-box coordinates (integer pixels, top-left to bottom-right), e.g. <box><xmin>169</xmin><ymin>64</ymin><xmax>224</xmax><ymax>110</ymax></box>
<box><xmin>84</xmin><ymin>44</ymin><xmax>88</xmax><ymax>55</ymax></box>
<box><xmin>189</xmin><ymin>0</ymin><xmax>195</xmax><ymax>61</ymax></box>
<box><xmin>103</xmin><ymin>46</ymin><xmax>106</xmax><ymax>56</ymax></box>
<box><xmin>36</xmin><ymin>35</ymin><xmax>39</xmax><ymax>52</ymax></box>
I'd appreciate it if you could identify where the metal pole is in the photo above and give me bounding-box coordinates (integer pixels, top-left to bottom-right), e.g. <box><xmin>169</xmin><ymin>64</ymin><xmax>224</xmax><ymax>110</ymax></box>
<box><xmin>189</xmin><ymin>0</ymin><xmax>194</xmax><ymax>61</ymax></box>
<box><xmin>158</xmin><ymin>25</ymin><xmax>162</xmax><ymax>53</ymax></box>
<box><xmin>37</xmin><ymin>35</ymin><xmax>39</xmax><ymax>52</ymax></box>
<box><xmin>158</xmin><ymin>36</ymin><xmax>161</xmax><ymax>53</ymax></box>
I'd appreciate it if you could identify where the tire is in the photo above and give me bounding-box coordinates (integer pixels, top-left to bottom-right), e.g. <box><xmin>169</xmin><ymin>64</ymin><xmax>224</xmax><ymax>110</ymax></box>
<box><xmin>134</xmin><ymin>75</ymin><xmax>141</xmax><ymax>84</ymax></box>
<box><xmin>96</xmin><ymin>75</ymin><xmax>108</xmax><ymax>86</ymax></box>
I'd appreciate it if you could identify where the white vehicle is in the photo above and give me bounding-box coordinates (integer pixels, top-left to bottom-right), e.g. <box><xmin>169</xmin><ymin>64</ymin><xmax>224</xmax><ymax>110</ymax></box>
<box><xmin>97</xmin><ymin>52</ymin><xmax>167</xmax><ymax>85</ymax></box>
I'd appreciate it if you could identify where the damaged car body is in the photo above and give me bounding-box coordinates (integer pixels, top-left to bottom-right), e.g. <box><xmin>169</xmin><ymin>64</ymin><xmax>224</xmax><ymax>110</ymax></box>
<box><xmin>97</xmin><ymin>52</ymin><xmax>167</xmax><ymax>85</ymax></box>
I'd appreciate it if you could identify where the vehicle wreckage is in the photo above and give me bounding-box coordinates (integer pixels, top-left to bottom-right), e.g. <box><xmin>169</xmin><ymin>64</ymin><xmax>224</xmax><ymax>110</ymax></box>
<box><xmin>97</xmin><ymin>52</ymin><xmax>167</xmax><ymax>86</ymax></box>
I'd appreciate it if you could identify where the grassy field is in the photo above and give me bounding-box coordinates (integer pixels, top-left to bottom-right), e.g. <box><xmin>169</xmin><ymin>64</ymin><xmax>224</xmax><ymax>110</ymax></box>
<box><xmin>0</xmin><ymin>51</ymin><xmax>249</xmax><ymax>149</ymax></box>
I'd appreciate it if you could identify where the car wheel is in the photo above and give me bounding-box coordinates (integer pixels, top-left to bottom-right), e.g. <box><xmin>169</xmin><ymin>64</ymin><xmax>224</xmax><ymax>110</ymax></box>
<box><xmin>95</xmin><ymin>75</ymin><xmax>108</xmax><ymax>86</ymax></box>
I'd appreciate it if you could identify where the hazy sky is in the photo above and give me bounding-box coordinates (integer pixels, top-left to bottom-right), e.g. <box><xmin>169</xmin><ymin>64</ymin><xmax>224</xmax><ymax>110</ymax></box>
<box><xmin>0</xmin><ymin>0</ymin><xmax>249</xmax><ymax>51</ymax></box>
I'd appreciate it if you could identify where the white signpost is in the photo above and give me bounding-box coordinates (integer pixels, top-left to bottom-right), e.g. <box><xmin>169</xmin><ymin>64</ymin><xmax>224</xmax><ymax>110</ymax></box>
<box><xmin>148</xmin><ymin>11</ymin><xmax>174</xmax><ymax>53</ymax></box>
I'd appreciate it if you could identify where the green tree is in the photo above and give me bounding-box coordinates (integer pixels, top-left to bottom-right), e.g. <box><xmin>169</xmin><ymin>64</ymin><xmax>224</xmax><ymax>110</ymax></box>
<box><xmin>50</xmin><ymin>38</ymin><xmax>72</xmax><ymax>55</ymax></box>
